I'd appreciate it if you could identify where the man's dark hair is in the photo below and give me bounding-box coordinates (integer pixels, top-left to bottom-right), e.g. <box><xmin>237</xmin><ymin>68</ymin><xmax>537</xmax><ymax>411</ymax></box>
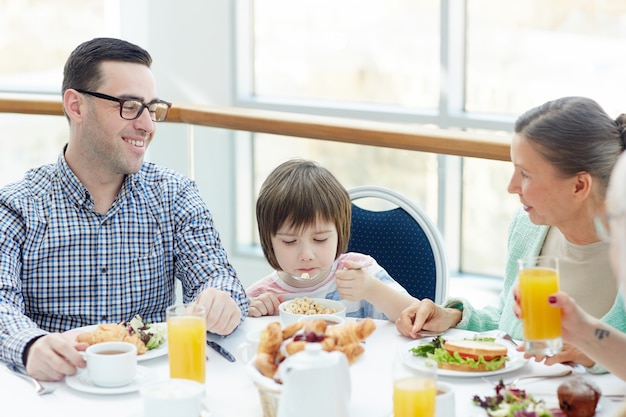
<box><xmin>62</xmin><ymin>37</ymin><xmax>152</xmax><ymax>94</ymax></box>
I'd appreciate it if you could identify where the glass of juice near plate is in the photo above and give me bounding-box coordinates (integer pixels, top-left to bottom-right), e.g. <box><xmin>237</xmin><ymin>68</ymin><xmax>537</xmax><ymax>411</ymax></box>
<box><xmin>518</xmin><ymin>255</ymin><xmax>562</xmax><ymax>356</ymax></box>
<box><xmin>166</xmin><ymin>303</ymin><xmax>206</xmax><ymax>384</ymax></box>
<box><xmin>393</xmin><ymin>357</ymin><xmax>437</xmax><ymax>417</ymax></box>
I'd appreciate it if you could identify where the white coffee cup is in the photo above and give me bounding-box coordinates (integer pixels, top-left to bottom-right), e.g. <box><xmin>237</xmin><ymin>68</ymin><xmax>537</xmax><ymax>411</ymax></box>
<box><xmin>436</xmin><ymin>381</ymin><xmax>456</xmax><ymax>417</ymax></box>
<box><xmin>141</xmin><ymin>378</ymin><xmax>206</xmax><ymax>417</ymax></box>
<box><xmin>297</xmin><ymin>313</ymin><xmax>345</xmax><ymax>327</ymax></box>
<box><xmin>237</xmin><ymin>329</ymin><xmax>262</xmax><ymax>362</ymax></box>
<box><xmin>83</xmin><ymin>341</ymin><xmax>137</xmax><ymax>387</ymax></box>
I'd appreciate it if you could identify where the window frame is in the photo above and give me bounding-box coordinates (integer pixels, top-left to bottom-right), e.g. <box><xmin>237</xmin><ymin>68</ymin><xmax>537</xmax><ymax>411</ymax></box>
<box><xmin>232</xmin><ymin>0</ymin><xmax>517</xmax><ymax>277</ymax></box>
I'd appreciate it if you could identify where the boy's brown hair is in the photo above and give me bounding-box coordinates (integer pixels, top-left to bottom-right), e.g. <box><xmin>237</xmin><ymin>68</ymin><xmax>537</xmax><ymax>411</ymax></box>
<box><xmin>256</xmin><ymin>159</ymin><xmax>351</xmax><ymax>270</ymax></box>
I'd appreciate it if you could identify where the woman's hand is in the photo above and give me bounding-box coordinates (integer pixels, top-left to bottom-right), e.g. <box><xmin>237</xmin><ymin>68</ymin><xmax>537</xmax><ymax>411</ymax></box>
<box><xmin>513</xmin><ymin>287</ymin><xmax>596</xmax><ymax>368</ymax></box>
<box><xmin>516</xmin><ymin>341</ymin><xmax>595</xmax><ymax>367</ymax></box>
<box><xmin>395</xmin><ymin>298</ymin><xmax>461</xmax><ymax>338</ymax></box>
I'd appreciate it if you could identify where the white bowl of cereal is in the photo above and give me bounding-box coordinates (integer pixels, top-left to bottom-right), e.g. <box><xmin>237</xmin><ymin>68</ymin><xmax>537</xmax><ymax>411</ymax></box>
<box><xmin>278</xmin><ymin>297</ymin><xmax>346</xmax><ymax>325</ymax></box>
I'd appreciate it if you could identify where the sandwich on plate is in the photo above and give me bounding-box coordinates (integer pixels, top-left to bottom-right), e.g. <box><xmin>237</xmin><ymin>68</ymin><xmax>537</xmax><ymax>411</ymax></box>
<box><xmin>410</xmin><ymin>336</ymin><xmax>509</xmax><ymax>372</ymax></box>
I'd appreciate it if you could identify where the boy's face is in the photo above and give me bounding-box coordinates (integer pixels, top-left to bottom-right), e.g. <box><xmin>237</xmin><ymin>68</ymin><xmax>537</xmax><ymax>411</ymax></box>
<box><xmin>271</xmin><ymin>218</ymin><xmax>338</xmax><ymax>285</ymax></box>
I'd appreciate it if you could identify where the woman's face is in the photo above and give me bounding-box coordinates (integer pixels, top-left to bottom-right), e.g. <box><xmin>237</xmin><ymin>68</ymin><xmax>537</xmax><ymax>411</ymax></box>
<box><xmin>271</xmin><ymin>218</ymin><xmax>338</xmax><ymax>282</ymax></box>
<box><xmin>507</xmin><ymin>134</ymin><xmax>582</xmax><ymax>229</ymax></box>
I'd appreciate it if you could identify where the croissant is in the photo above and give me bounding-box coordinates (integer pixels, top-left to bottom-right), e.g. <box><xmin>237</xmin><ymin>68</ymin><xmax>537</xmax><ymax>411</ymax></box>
<box><xmin>325</xmin><ymin>318</ymin><xmax>376</xmax><ymax>346</ymax></box>
<box><xmin>285</xmin><ymin>340</ymin><xmax>307</xmax><ymax>356</ymax></box>
<box><xmin>334</xmin><ymin>342</ymin><xmax>365</xmax><ymax>365</ymax></box>
<box><xmin>281</xmin><ymin>321</ymin><xmax>304</xmax><ymax>339</ymax></box>
<box><xmin>258</xmin><ymin>321</ymin><xmax>282</xmax><ymax>355</ymax></box>
<box><xmin>302</xmin><ymin>319</ymin><xmax>327</xmax><ymax>334</ymax></box>
<box><xmin>321</xmin><ymin>336</ymin><xmax>336</xmax><ymax>352</ymax></box>
<box><xmin>255</xmin><ymin>352</ymin><xmax>278</xmax><ymax>378</ymax></box>
<box><xmin>75</xmin><ymin>323</ymin><xmax>147</xmax><ymax>354</ymax></box>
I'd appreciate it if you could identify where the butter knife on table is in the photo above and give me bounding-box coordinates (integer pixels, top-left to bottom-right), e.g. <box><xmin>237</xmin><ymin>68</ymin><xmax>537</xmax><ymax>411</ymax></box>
<box><xmin>206</xmin><ymin>339</ymin><xmax>236</xmax><ymax>362</ymax></box>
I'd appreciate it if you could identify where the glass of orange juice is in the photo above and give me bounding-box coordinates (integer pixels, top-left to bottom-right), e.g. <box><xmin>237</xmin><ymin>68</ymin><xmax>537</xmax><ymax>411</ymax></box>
<box><xmin>393</xmin><ymin>357</ymin><xmax>437</xmax><ymax>417</ymax></box>
<box><xmin>518</xmin><ymin>255</ymin><xmax>562</xmax><ymax>356</ymax></box>
<box><xmin>166</xmin><ymin>303</ymin><xmax>207</xmax><ymax>384</ymax></box>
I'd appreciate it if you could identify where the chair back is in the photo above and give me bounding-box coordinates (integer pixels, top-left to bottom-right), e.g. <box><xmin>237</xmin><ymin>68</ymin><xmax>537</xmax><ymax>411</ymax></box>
<box><xmin>347</xmin><ymin>186</ymin><xmax>448</xmax><ymax>303</ymax></box>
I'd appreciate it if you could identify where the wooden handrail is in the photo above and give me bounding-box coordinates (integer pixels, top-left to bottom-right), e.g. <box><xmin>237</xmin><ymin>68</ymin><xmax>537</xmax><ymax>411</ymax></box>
<box><xmin>0</xmin><ymin>94</ymin><xmax>511</xmax><ymax>161</ymax></box>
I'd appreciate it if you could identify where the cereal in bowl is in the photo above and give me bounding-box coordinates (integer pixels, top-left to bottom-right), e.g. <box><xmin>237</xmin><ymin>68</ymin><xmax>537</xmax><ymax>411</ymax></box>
<box><xmin>284</xmin><ymin>297</ymin><xmax>336</xmax><ymax>315</ymax></box>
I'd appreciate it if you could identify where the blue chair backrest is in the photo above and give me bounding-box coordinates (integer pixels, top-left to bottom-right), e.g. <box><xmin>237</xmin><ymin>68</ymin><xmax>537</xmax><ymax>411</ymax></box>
<box><xmin>347</xmin><ymin>203</ymin><xmax>439</xmax><ymax>301</ymax></box>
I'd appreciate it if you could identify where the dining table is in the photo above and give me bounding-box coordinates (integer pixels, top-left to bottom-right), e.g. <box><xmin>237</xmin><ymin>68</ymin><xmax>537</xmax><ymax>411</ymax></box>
<box><xmin>2</xmin><ymin>316</ymin><xmax>625</xmax><ymax>417</ymax></box>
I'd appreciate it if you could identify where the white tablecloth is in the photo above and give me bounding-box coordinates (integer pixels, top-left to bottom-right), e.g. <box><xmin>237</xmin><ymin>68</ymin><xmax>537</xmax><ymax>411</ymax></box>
<box><xmin>2</xmin><ymin>317</ymin><xmax>625</xmax><ymax>417</ymax></box>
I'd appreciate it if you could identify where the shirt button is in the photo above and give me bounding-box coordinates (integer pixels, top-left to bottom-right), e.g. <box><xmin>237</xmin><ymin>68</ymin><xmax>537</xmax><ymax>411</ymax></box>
<box><xmin>101</xmin><ymin>266</ymin><xmax>108</xmax><ymax>273</ymax></box>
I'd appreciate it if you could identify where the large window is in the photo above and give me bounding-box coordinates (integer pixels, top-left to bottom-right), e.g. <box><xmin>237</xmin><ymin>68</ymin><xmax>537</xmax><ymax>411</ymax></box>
<box><xmin>0</xmin><ymin>0</ymin><xmax>120</xmax><ymax>184</ymax></box>
<box><xmin>237</xmin><ymin>0</ymin><xmax>626</xmax><ymax>278</ymax></box>
<box><xmin>466</xmin><ymin>0</ymin><xmax>626</xmax><ymax>117</ymax></box>
<box><xmin>252</xmin><ymin>0</ymin><xmax>439</xmax><ymax>110</ymax></box>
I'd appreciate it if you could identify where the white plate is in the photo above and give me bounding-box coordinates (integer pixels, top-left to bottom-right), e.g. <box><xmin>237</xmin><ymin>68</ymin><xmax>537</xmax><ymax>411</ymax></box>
<box><xmin>398</xmin><ymin>335</ymin><xmax>527</xmax><ymax>378</ymax></box>
<box><xmin>66</xmin><ymin>323</ymin><xmax>168</xmax><ymax>362</ymax></box>
<box><xmin>66</xmin><ymin>365</ymin><xmax>155</xmax><ymax>395</ymax></box>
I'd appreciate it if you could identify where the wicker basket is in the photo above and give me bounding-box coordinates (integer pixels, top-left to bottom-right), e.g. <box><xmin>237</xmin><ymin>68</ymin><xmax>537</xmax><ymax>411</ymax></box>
<box><xmin>247</xmin><ymin>358</ymin><xmax>283</xmax><ymax>417</ymax></box>
<box><xmin>254</xmin><ymin>381</ymin><xmax>281</xmax><ymax>417</ymax></box>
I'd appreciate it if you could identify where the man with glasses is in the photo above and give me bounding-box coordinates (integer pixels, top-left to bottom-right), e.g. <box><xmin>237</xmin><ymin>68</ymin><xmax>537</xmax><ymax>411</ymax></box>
<box><xmin>0</xmin><ymin>38</ymin><xmax>249</xmax><ymax>381</ymax></box>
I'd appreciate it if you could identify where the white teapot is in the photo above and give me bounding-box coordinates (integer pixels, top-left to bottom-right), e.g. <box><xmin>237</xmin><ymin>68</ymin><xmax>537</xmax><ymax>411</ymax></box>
<box><xmin>277</xmin><ymin>343</ymin><xmax>351</xmax><ymax>417</ymax></box>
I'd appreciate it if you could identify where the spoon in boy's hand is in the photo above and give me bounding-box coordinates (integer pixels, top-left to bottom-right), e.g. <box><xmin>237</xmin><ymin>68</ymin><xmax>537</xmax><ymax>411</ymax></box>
<box><xmin>284</xmin><ymin>267</ymin><xmax>332</xmax><ymax>281</ymax></box>
<box><xmin>284</xmin><ymin>262</ymin><xmax>370</xmax><ymax>281</ymax></box>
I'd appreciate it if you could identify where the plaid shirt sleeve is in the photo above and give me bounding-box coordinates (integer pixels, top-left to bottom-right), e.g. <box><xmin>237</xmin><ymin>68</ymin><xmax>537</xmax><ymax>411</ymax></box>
<box><xmin>0</xmin><ymin>158</ymin><xmax>248</xmax><ymax>366</ymax></box>
<box><xmin>168</xmin><ymin>172</ymin><xmax>249</xmax><ymax>314</ymax></box>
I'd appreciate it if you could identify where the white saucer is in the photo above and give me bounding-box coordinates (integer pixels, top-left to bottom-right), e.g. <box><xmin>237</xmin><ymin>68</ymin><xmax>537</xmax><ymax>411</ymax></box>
<box><xmin>66</xmin><ymin>365</ymin><xmax>155</xmax><ymax>394</ymax></box>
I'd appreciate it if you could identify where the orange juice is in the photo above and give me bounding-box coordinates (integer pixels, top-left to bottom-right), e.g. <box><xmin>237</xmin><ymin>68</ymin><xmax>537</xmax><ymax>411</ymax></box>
<box><xmin>393</xmin><ymin>377</ymin><xmax>436</xmax><ymax>417</ymax></box>
<box><xmin>519</xmin><ymin>267</ymin><xmax>561</xmax><ymax>340</ymax></box>
<box><xmin>167</xmin><ymin>315</ymin><xmax>206</xmax><ymax>383</ymax></box>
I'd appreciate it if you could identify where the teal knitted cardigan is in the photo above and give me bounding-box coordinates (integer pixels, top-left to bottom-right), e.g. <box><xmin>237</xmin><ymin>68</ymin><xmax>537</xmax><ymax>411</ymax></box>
<box><xmin>444</xmin><ymin>209</ymin><xmax>626</xmax><ymax>372</ymax></box>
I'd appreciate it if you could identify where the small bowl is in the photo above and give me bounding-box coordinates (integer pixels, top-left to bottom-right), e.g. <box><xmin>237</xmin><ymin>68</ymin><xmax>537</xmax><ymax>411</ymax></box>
<box><xmin>278</xmin><ymin>298</ymin><xmax>346</xmax><ymax>325</ymax></box>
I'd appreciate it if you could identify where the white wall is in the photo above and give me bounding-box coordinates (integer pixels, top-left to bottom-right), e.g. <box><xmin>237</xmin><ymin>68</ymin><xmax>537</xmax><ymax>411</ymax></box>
<box><xmin>119</xmin><ymin>0</ymin><xmax>270</xmax><ymax>289</ymax></box>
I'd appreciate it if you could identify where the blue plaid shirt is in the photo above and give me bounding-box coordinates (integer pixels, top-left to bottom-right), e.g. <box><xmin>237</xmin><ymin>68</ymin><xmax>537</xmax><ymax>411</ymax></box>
<box><xmin>0</xmin><ymin>151</ymin><xmax>248</xmax><ymax>365</ymax></box>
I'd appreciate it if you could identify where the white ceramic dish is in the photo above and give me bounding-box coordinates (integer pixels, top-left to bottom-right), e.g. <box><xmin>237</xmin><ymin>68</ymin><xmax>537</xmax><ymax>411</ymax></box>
<box><xmin>398</xmin><ymin>335</ymin><xmax>527</xmax><ymax>378</ymax></box>
<box><xmin>66</xmin><ymin>365</ymin><xmax>155</xmax><ymax>395</ymax></box>
<box><xmin>67</xmin><ymin>322</ymin><xmax>168</xmax><ymax>362</ymax></box>
<box><xmin>278</xmin><ymin>297</ymin><xmax>346</xmax><ymax>325</ymax></box>
<box><xmin>297</xmin><ymin>313</ymin><xmax>345</xmax><ymax>326</ymax></box>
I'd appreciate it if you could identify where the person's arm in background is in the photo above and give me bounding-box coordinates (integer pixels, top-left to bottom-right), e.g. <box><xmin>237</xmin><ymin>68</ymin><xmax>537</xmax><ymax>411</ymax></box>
<box><xmin>172</xmin><ymin>177</ymin><xmax>249</xmax><ymax>335</ymax></box>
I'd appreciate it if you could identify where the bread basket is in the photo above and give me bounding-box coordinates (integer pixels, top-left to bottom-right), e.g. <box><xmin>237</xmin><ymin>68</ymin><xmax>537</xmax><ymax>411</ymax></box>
<box><xmin>246</xmin><ymin>357</ymin><xmax>283</xmax><ymax>417</ymax></box>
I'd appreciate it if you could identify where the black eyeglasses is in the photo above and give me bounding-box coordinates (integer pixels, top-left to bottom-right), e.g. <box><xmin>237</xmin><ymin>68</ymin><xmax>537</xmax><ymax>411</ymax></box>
<box><xmin>75</xmin><ymin>89</ymin><xmax>172</xmax><ymax>122</ymax></box>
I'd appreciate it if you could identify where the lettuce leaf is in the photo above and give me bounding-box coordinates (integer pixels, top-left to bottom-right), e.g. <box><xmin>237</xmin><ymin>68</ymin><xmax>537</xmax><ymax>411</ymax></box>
<box><xmin>426</xmin><ymin>347</ymin><xmax>509</xmax><ymax>371</ymax></box>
